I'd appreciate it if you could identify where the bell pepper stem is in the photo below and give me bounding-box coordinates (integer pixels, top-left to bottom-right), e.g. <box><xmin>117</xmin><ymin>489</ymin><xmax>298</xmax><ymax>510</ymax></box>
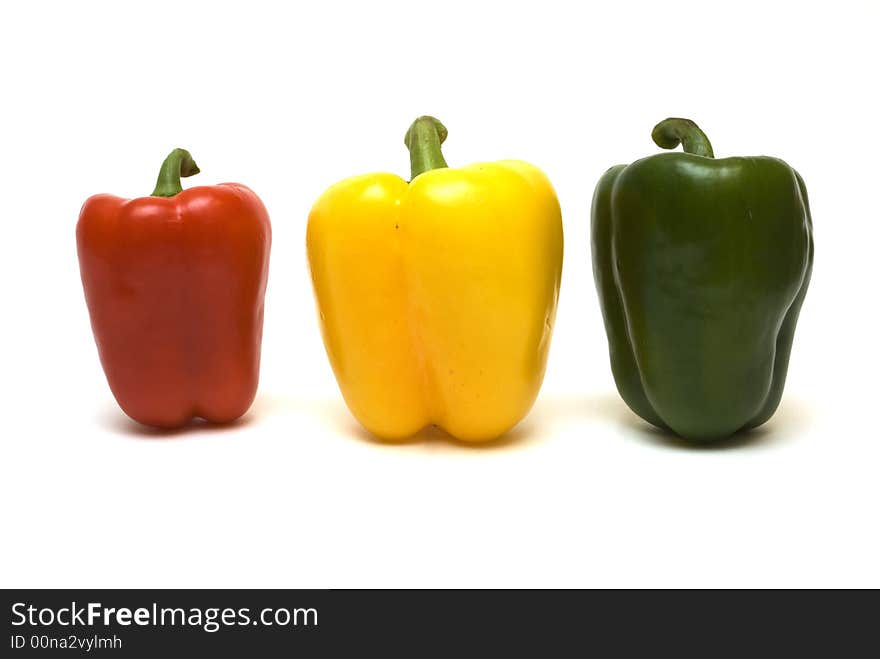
<box><xmin>404</xmin><ymin>116</ymin><xmax>449</xmax><ymax>180</ymax></box>
<box><xmin>151</xmin><ymin>148</ymin><xmax>200</xmax><ymax>197</ymax></box>
<box><xmin>651</xmin><ymin>118</ymin><xmax>715</xmax><ymax>158</ymax></box>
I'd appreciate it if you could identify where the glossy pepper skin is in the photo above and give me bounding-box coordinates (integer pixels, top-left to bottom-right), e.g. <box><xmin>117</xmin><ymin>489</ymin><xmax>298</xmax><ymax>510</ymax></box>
<box><xmin>77</xmin><ymin>149</ymin><xmax>271</xmax><ymax>428</ymax></box>
<box><xmin>307</xmin><ymin>116</ymin><xmax>563</xmax><ymax>442</ymax></box>
<box><xmin>592</xmin><ymin>119</ymin><xmax>813</xmax><ymax>441</ymax></box>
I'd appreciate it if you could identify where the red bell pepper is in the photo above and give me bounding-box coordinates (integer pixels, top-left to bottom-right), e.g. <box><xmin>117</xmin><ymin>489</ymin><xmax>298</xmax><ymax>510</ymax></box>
<box><xmin>77</xmin><ymin>148</ymin><xmax>272</xmax><ymax>428</ymax></box>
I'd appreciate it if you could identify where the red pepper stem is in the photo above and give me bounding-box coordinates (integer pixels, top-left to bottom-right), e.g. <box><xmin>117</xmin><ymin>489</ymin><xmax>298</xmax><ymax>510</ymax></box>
<box><xmin>404</xmin><ymin>116</ymin><xmax>449</xmax><ymax>180</ymax></box>
<box><xmin>651</xmin><ymin>118</ymin><xmax>715</xmax><ymax>158</ymax></box>
<box><xmin>151</xmin><ymin>148</ymin><xmax>200</xmax><ymax>197</ymax></box>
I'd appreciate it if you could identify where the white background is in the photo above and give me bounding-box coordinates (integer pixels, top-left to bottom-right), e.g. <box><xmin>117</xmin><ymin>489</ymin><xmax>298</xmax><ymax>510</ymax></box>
<box><xmin>1</xmin><ymin>0</ymin><xmax>878</xmax><ymax>588</ymax></box>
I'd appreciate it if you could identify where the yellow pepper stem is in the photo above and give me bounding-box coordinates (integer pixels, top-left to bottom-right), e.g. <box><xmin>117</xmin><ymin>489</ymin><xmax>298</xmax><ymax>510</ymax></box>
<box><xmin>404</xmin><ymin>116</ymin><xmax>449</xmax><ymax>180</ymax></box>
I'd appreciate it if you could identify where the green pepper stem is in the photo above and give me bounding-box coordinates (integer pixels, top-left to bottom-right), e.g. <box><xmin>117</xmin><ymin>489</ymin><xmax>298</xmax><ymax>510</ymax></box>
<box><xmin>651</xmin><ymin>118</ymin><xmax>714</xmax><ymax>158</ymax></box>
<box><xmin>151</xmin><ymin>148</ymin><xmax>200</xmax><ymax>197</ymax></box>
<box><xmin>404</xmin><ymin>116</ymin><xmax>449</xmax><ymax>180</ymax></box>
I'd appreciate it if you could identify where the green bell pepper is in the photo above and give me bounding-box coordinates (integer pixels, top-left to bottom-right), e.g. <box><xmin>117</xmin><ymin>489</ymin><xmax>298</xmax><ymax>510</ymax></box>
<box><xmin>591</xmin><ymin>118</ymin><xmax>814</xmax><ymax>441</ymax></box>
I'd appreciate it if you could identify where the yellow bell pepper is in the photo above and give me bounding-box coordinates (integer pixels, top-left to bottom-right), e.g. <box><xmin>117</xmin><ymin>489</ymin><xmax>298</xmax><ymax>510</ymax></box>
<box><xmin>306</xmin><ymin>116</ymin><xmax>563</xmax><ymax>442</ymax></box>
